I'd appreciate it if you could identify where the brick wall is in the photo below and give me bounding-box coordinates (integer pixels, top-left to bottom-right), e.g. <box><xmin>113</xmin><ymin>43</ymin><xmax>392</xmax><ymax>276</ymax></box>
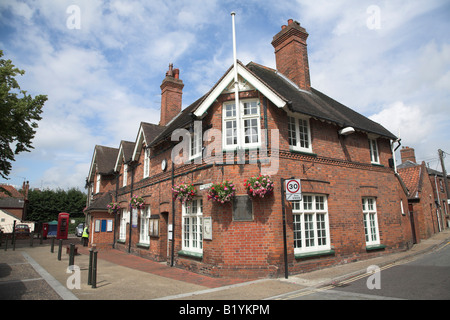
<box><xmin>104</xmin><ymin>93</ymin><xmax>413</xmax><ymax>278</ymax></box>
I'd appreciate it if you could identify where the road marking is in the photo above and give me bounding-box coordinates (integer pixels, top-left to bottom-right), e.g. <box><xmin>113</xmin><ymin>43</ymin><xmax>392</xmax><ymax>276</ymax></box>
<box><xmin>276</xmin><ymin>261</ymin><xmax>403</xmax><ymax>300</ymax></box>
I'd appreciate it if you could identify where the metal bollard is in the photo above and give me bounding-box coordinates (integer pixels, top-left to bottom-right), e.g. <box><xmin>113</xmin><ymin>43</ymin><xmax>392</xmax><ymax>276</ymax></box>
<box><xmin>69</xmin><ymin>243</ymin><xmax>75</xmax><ymax>267</ymax></box>
<box><xmin>12</xmin><ymin>233</ymin><xmax>16</xmax><ymax>251</ymax></box>
<box><xmin>4</xmin><ymin>235</ymin><xmax>8</xmax><ymax>251</ymax></box>
<box><xmin>51</xmin><ymin>238</ymin><xmax>55</xmax><ymax>253</ymax></box>
<box><xmin>88</xmin><ymin>248</ymin><xmax>93</xmax><ymax>285</ymax></box>
<box><xmin>29</xmin><ymin>233</ymin><xmax>34</xmax><ymax>247</ymax></box>
<box><xmin>91</xmin><ymin>250</ymin><xmax>98</xmax><ymax>288</ymax></box>
<box><xmin>57</xmin><ymin>239</ymin><xmax>62</xmax><ymax>261</ymax></box>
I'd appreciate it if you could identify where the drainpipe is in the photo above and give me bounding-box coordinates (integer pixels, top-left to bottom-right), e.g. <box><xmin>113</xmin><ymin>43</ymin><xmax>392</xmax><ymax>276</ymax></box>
<box><xmin>128</xmin><ymin>163</ymin><xmax>136</xmax><ymax>253</ymax></box>
<box><xmin>171</xmin><ymin>161</ymin><xmax>175</xmax><ymax>267</ymax></box>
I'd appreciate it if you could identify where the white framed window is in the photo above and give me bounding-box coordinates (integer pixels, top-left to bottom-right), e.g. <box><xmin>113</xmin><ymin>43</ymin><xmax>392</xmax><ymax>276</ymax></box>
<box><xmin>123</xmin><ymin>164</ymin><xmax>128</xmax><ymax>187</ymax></box>
<box><xmin>362</xmin><ymin>197</ymin><xmax>380</xmax><ymax>246</ymax></box>
<box><xmin>189</xmin><ymin>130</ymin><xmax>202</xmax><ymax>160</ymax></box>
<box><xmin>95</xmin><ymin>174</ymin><xmax>101</xmax><ymax>194</ymax></box>
<box><xmin>139</xmin><ymin>207</ymin><xmax>150</xmax><ymax>244</ymax></box>
<box><xmin>119</xmin><ymin>209</ymin><xmax>128</xmax><ymax>241</ymax></box>
<box><xmin>369</xmin><ymin>138</ymin><xmax>379</xmax><ymax>164</ymax></box>
<box><xmin>222</xmin><ymin>99</ymin><xmax>261</xmax><ymax>150</ymax></box>
<box><xmin>143</xmin><ymin>148</ymin><xmax>150</xmax><ymax>178</ymax></box>
<box><xmin>292</xmin><ymin>194</ymin><xmax>330</xmax><ymax>254</ymax></box>
<box><xmin>182</xmin><ymin>198</ymin><xmax>203</xmax><ymax>254</ymax></box>
<box><xmin>288</xmin><ymin>114</ymin><xmax>312</xmax><ymax>153</ymax></box>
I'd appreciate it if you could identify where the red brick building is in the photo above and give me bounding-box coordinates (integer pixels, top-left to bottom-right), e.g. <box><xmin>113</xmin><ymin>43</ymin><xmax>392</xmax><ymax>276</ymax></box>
<box><xmin>398</xmin><ymin>146</ymin><xmax>449</xmax><ymax>242</ymax></box>
<box><xmin>86</xmin><ymin>19</ymin><xmax>415</xmax><ymax>278</ymax></box>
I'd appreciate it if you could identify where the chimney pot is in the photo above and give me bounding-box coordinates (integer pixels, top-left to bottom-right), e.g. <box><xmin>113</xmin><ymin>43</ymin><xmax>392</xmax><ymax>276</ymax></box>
<box><xmin>281</xmin><ymin>25</ymin><xmax>286</xmax><ymax>29</ymax></box>
<box><xmin>288</xmin><ymin>19</ymin><xmax>293</xmax><ymax>25</ymax></box>
<box><xmin>173</xmin><ymin>68</ymin><xmax>180</xmax><ymax>79</ymax></box>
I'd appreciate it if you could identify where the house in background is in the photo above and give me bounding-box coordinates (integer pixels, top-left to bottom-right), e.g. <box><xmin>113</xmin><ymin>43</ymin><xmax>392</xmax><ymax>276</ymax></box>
<box><xmin>397</xmin><ymin>146</ymin><xmax>449</xmax><ymax>242</ymax></box>
<box><xmin>85</xmin><ymin>19</ymin><xmax>416</xmax><ymax>278</ymax></box>
<box><xmin>0</xmin><ymin>182</ymin><xmax>32</xmax><ymax>232</ymax></box>
<box><xmin>84</xmin><ymin>145</ymin><xmax>119</xmax><ymax>248</ymax></box>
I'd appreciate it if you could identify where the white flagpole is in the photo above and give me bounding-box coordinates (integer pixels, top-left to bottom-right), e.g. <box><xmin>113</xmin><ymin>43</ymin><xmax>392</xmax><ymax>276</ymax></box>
<box><xmin>231</xmin><ymin>11</ymin><xmax>241</xmax><ymax>149</ymax></box>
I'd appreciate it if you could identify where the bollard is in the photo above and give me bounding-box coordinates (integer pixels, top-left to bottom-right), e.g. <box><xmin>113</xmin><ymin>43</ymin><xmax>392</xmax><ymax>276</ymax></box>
<box><xmin>69</xmin><ymin>243</ymin><xmax>75</xmax><ymax>267</ymax></box>
<box><xmin>0</xmin><ymin>231</ymin><xmax>3</xmax><ymax>247</ymax></box>
<box><xmin>12</xmin><ymin>233</ymin><xmax>16</xmax><ymax>251</ymax></box>
<box><xmin>29</xmin><ymin>233</ymin><xmax>34</xmax><ymax>247</ymax></box>
<box><xmin>91</xmin><ymin>250</ymin><xmax>98</xmax><ymax>288</ymax></box>
<box><xmin>57</xmin><ymin>239</ymin><xmax>62</xmax><ymax>261</ymax></box>
<box><xmin>4</xmin><ymin>235</ymin><xmax>8</xmax><ymax>251</ymax></box>
<box><xmin>88</xmin><ymin>248</ymin><xmax>93</xmax><ymax>285</ymax></box>
<box><xmin>51</xmin><ymin>238</ymin><xmax>55</xmax><ymax>253</ymax></box>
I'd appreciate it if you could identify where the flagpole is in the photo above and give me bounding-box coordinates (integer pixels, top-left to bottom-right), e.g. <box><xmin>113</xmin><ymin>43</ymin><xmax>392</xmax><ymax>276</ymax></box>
<box><xmin>231</xmin><ymin>11</ymin><xmax>241</xmax><ymax>148</ymax></box>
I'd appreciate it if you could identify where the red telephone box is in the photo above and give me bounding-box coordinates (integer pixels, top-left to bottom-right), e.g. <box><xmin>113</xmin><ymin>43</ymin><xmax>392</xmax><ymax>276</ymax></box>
<box><xmin>57</xmin><ymin>212</ymin><xmax>70</xmax><ymax>240</ymax></box>
<box><xmin>42</xmin><ymin>223</ymin><xmax>49</xmax><ymax>239</ymax></box>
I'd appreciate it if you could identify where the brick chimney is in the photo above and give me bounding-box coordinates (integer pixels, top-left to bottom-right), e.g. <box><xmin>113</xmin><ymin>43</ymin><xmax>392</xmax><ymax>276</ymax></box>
<box><xmin>400</xmin><ymin>146</ymin><xmax>417</xmax><ymax>164</ymax></box>
<box><xmin>159</xmin><ymin>63</ymin><xmax>184</xmax><ymax>126</ymax></box>
<box><xmin>271</xmin><ymin>19</ymin><xmax>311</xmax><ymax>91</ymax></box>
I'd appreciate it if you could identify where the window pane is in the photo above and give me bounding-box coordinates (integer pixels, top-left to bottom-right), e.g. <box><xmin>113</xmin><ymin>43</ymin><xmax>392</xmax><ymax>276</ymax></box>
<box><xmin>226</xmin><ymin>120</ymin><xmax>237</xmax><ymax>145</ymax></box>
<box><xmin>293</xmin><ymin>214</ymin><xmax>302</xmax><ymax>249</ymax></box>
<box><xmin>304</xmin><ymin>214</ymin><xmax>314</xmax><ymax>247</ymax></box>
<box><xmin>244</xmin><ymin>119</ymin><xmax>259</xmax><ymax>144</ymax></box>
<box><xmin>288</xmin><ymin>117</ymin><xmax>297</xmax><ymax>146</ymax></box>
<box><xmin>298</xmin><ymin>118</ymin><xmax>309</xmax><ymax>149</ymax></box>
<box><xmin>243</xmin><ymin>101</ymin><xmax>258</xmax><ymax>115</ymax></box>
<box><xmin>225</xmin><ymin>104</ymin><xmax>236</xmax><ymax>118</ymax></box>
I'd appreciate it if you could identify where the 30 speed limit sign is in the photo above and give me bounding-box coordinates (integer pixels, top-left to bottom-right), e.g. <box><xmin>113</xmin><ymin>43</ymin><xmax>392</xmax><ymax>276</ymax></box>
<box><xmin>285</xmin><ymin>179</ymin><xmax>302</xmax><ymax>201</ymax></box>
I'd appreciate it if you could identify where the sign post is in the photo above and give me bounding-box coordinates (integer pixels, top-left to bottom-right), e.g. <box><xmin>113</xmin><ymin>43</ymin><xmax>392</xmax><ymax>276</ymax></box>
<box><xmin>280</xmin><ymin>178</ymin><xmax>302</xmax><ymax>279</ymax></box>
<box><xmin>280</xmin><ymin>178</ymin><xmax>288</xmax><ymax>279</ymax></box>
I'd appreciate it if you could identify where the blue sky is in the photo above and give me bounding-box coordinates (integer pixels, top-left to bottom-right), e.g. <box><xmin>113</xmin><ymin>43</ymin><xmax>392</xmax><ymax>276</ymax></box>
<box><xmin>0</xmin><ymin>0</ymin><xmax>449</xmax><ymax>191</ymax></box>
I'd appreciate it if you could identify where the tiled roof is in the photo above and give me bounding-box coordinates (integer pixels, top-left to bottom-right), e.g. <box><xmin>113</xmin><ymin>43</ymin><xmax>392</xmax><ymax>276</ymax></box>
<box><xmin>96</xmin><ymin>145</ymin><xmax>119</xmax><ymax>175</ymax></box>
<box><xmin>246</xmin><ymin>62</ymin><xmax>397</xmax><ymax>139</ymax></box>
<box><xmin>86</xmin><ymin>192</ymin><xmax>113</xmax><ymax>212</ymax></box>
<box><xmin>398</xmin><ymin>164</ymin><xmax>422</xmax><ymax>199</ymax></box>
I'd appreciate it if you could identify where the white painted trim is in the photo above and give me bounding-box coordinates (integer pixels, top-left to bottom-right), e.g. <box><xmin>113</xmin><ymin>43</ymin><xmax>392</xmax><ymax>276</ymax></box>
<box><xmin>193</xmin><ymin>64</ymin><xmax>286</xmax><ymax>118</ymax></box>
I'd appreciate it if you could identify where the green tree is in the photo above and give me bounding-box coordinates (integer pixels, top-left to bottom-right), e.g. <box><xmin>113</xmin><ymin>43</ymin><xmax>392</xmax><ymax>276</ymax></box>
<box><xmin>0</xmin><ymin>50</ymin><xmax>47</xmax><ymax>179</ymax></box>
<box><xmin>27</xmin><ymin>188</ymin><xmax>87</xmax><ymax>222</ymax></box>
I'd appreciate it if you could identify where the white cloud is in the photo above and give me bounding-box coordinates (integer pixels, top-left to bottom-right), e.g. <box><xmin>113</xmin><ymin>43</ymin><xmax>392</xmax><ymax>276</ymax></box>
<box><xmin>1</xmin><ymin>0</ymin><xmax>449</xmax><ymax>190</ymax></box>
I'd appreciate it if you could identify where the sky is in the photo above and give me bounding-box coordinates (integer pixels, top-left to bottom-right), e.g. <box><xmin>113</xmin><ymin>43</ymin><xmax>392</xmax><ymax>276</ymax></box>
<box><xmin>0</xmin><ymin>0</ymin><xmax>449</xmax><ymax>191</ymax></box>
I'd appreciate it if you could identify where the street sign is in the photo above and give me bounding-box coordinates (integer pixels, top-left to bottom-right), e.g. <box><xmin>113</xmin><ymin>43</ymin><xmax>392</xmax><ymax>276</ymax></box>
<box><xmin>285</xmin><ymin>179</ymin><xmax>302</xmax><ymax>201</ymax></box>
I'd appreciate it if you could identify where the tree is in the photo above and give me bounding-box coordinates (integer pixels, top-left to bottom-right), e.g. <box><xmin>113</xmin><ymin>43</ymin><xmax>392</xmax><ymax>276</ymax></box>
<box><xmin>27</xmin><ymin>188</ymin><xmax>87</xmax><ymax>222</ymax></box>
<box><xmin>0</xmin><ymin>50</ymin><xmax>47</xmax><ymax>179</ymax></box>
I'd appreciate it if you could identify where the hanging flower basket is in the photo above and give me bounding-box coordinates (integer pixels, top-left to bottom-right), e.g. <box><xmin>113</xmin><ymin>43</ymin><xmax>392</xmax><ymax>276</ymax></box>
<box><xmin>244</xmin><ymin>175</ymin><xmax>274</xmax><ymax>198</ymax></box>
<box><xmin>130</xmin><ymin>195</ymin><xmax>145</xmax><ymax>209</ymax></box>
<box><xmin>107</xmin><ymin>202</ymin><xmax>120</xmax><ymax>214</ymax></box>
<box><xmin>207</xmin><ymin>180</ymin><xmax>236</xmax><ymax>204</ymax></box>
<box><xmin>172</xmin><ymin>183</ymin><xmax>197</xmax><ymax>204</ymax></box>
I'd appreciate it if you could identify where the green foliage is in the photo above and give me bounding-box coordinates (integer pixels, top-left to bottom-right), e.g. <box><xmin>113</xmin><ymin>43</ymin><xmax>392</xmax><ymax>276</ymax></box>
<box><xmin>27</xmin><ymin>188</ymin><xmax>87</xmax><ymax>222</ymax></box>
<box><xmin>0</xmin><ymin>50</ymin><xmax>47</xmax><ymax>179</ymax></box>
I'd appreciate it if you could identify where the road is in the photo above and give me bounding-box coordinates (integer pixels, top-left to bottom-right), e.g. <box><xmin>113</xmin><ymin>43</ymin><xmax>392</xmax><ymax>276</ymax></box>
<box><xmin>280</xmin><ymin>242</ymin><xmax>450</xmax><ymax>300</ymax></box>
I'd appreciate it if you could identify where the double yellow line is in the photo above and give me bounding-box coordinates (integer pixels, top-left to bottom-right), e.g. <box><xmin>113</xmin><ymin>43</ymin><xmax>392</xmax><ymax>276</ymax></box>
<box><xmin>276</xmin><ymin>262</ymin><xmax>398</xmax><ymax>300</ymax></box>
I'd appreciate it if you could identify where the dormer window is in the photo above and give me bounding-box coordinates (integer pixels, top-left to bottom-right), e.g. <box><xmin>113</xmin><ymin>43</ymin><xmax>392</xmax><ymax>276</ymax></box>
<box><xmin>189</xmin><ymin>126</ymin><xmax>202</xmax><ymax>160</ymax></box>
<box><xmin>288</xmin><ymin>114</ymin><xmax>312</xmax><ymax>153</ymax></box>
<box><xmin>123</xmin><ymin>164</ymin><xmax>128</xmax><ymax>187</ymax></box>
<box><xmin>95</xmin><ymin>174</ymin><xmax>101</xmax><ymax>194</ymax></box>
<box><xmin>222</xmin><ymin>99</ymin><xmax>261</xmax><ymax>150</ymax></box>
<box><xmin>143</xmin><ymin>148</ymin><xmax>150</xmax><ymax>178</ymax></box>
<box><xmin>369</xmin><ymin>138</ymin><xmax>379</xmax><ymax>164</ymax></box>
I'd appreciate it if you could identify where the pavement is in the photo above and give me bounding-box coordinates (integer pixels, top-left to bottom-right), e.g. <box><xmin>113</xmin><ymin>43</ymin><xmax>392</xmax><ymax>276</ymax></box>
<box><xmin>1</xmin><ymin>228</ymin><xmax>449</xmax><ymax>300</ymax></box>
